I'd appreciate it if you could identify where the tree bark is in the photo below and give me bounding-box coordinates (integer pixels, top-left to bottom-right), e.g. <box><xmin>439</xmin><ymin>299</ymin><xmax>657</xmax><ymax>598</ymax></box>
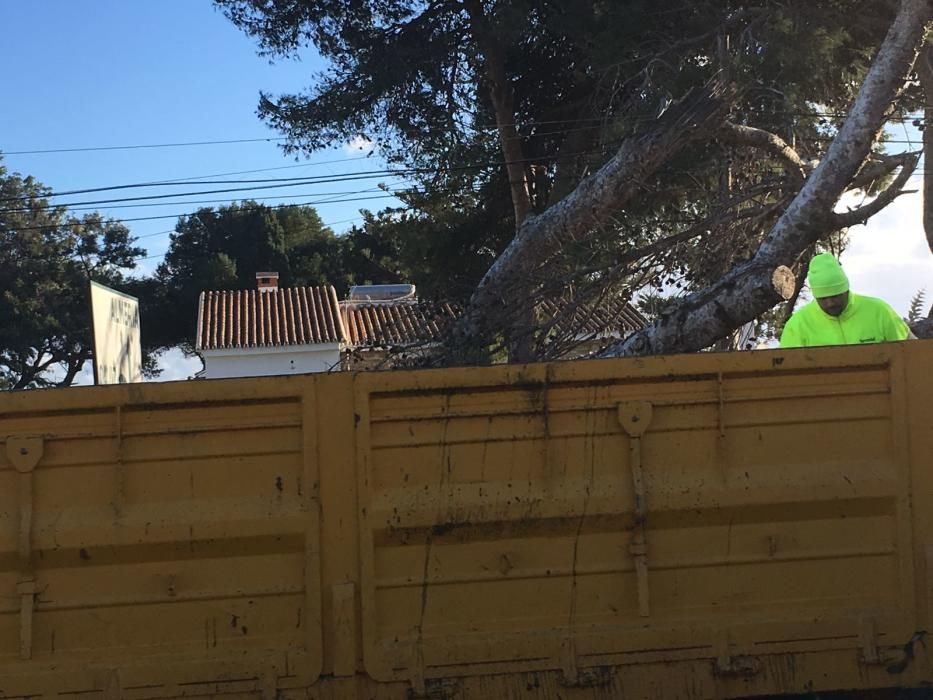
<box><xmin>911</xmin><ymin>316</ymin><xmax>933</xmax><ymax>337</ymax></box>
<box><xmin>916</xmin><ymin>42</ymin><xmax>933</xmax><ymax>252</ymax></box>
<box><xmin>463</xmin><ymin>0</ymin><xmax>531</xmax><ymax>229</ymax></box>
<box><xmin>59</xmin><ymin>350</ymin><xmax>90</xmax><ymax>387</ymax></box>
<box><xmin>718</xmin><ymin>122</ymin><xmax>808</xmax><ymax>182</ymax></box>
<box><xmin>830</xmin><ymin>153</ymin><xmax>919</xmax><ymax>227</ymax></box>
<box><xmin>462</xmin><ymin>0</ymin><xmax>537</xmax><ymax>361</ymax></box>
<box><xmin>453</xmin><ymin>81</ymin><xmax>734</xmax><ymax>353</ymax></box>
<box><xmin>604</xmin><ymin>0</ymin><xmax>932</xmax><ymax>357</ymax></box>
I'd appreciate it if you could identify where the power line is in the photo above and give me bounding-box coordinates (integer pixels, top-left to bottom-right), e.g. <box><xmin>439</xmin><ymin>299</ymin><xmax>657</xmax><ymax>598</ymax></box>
<box><xmin>0</xmin><ymin>168</ymin><xmax>414</xmax><ymax>203</ymax></box>
<box><xmin>2</xmin><ymin>125</ymin><xmax>922</xmax><ymax>213</ymax></box>
<box><xmin>0</xmin><ymin>142</ymin><xmax>630</xmax><ymax>205</ymax></box>
<box><xmin>4</xmin><ymin>108</ymin><xmax>925</xmax><ymax>203</ymax></box>
<box><xmin>5</xmin><ymin>193</ymin><xmax>401</xmax><ymax>232</ymax></box>
<box><xmin>2</xmin><ymin>136</ymin><xmax>288</xmax><ymax>156</ymax></box>
<box><xmin>11</xmin><ymin>186</ymin><xmax>390</xmax><ymax>215</ymax></box>
<box><xmin>0</xmin><ymin>171</ymin><xmax>416</xmax><ymax>209</ymax></box>
<box><xmin>135</xmin><ymin>228</ymin><xmax>176</xmax><ymax>240</ymax></box>
<box><xmin>4</xmin><ymin>108</ymin><xmax>927</xmax><ymax>155</ymax></box>
<box><xmin>3</xmin><ymin>104</ymin><xmax>923</xmax><ymax>165</ymax></box>
<box><xmin>149</xmin><ymin>154</ymin><xmax>372</xmax><ymax>183</ymax></box>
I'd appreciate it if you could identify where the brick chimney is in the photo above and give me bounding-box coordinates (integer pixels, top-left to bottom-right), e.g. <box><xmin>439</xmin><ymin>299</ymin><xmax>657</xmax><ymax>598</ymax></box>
<box><xmin>256</xmin><ymin>271</ymin><xmax>279</xmax><ymax>293</ymax></box>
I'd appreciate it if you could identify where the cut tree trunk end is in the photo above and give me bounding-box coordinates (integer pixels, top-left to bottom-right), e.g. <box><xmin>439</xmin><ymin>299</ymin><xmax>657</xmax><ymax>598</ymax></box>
<box><xmin>771</xmin><ymin>266</ymin><xmax>797</xmax><ymax>301</ymax></box>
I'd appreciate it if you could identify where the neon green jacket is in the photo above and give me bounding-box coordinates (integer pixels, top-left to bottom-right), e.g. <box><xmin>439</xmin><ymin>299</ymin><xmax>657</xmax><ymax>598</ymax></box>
<box><xmin>779</xmin><ymin>293</ymin><xmax>910</xmax><ymax>348</ymax></box>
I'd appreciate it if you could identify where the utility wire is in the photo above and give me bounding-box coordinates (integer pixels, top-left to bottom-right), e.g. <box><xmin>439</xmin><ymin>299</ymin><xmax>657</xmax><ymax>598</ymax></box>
<box><xmin>5</xmin><ymin>193</ymin><xmax>401</xmax><ymax>232</ymax></box>
<box><xmin>0</xmin><ymin>169</ymin><xmax>415</xmax><ymax>203</ymax></box>
<box><xmin>3</xmin><ymin>108</ymin><xmax>926</xmax><ymax>155</ymax></box>
<box><xmin>9</xmin><ymin>131</ymin><xmax>924</xmax><ymax>206</ymax></box>
<box><xmin>2</xmin><ymin>121</ymin><xmax>922</xmax><ymax>211</ymax></box>
<box><xmin>3</xmin><ymin>136</ymin><xmax>288</xmax><ymax>155</ymax></box>
<box><xmin>5</xmin><ymin>186</ymin><xmax>391</xmax><ymax>215</ymax></box>
<box><xmin>0</xmin><ymin>142</ymin><xmax>629</xmax><ymax>205</ymax></box>
<box><xmin>35</xmin><ymin>179</ymin><xmax>498</xmax><ymax>215</ymax></box>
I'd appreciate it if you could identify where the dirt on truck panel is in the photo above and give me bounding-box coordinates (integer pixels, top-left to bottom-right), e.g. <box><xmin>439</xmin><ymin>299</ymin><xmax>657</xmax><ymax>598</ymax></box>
<box><xmin>0</xmin><ymin>342</ymin><xmax>931</xmax><ymax>699</ymax></box>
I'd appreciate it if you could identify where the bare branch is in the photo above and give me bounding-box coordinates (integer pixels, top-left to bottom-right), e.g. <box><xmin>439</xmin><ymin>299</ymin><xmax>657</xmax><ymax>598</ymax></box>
<box><xmin>455</xmin><ymin>80</ymin><xmax>735</xmax><ymax>350</ymax></box>
<box><xmin>613</xmin><ymin>202</ymin><xmax>784</xmax><ymax>272</ymax></box>
<box><xmin>847</xmin><ymin>150</ymin><xmax>917</xmax><ymax>190</ymax></box>
<box><xmin>917</xmin><ymin>41</ymin><xmax>933</xmax><ymax>252</ymax></box>
<box><xmin>831</xmin><ymin>153</ymin><xmax>919</xmax><ymax>227</ymax></box>
<box><xmin>718</xmin><ymin>121</ymin><xmax>808</xmax><ymax>181</ymax></box>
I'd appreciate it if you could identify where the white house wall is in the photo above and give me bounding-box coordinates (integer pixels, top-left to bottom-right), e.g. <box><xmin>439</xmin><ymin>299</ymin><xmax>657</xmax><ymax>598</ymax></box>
<box><xmin>201</xmin><ymin>344</ymin><xmax>341</xmax><ymax>379</ymax></box>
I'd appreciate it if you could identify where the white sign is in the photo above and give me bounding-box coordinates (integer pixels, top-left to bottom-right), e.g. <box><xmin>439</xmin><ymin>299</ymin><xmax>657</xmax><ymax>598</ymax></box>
<box><xmin>89</xmin><ymin>281</ymin><xmax>142</xmax><ymax>384</ymax></box>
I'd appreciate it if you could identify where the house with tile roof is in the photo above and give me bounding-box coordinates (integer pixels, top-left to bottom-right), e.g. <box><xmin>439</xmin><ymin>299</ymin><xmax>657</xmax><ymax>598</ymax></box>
<box><xmin>196</xmin><ymin>273</ymin><xmax>346</xmax><ymax>379</ymax></box>
<box><xmin>196</xmin><ymin>275</ymin><xmax>458</xmax><ymax>378</ymax></box>
<box><xmin>341</xmin><ymin>295</ymin><xmax>460</xmax><ymax>370</ymax></box>
<box><xmin>195</xmin><ymin>274</ymin><xmax>645</xmax><ymax>378</ymax></box>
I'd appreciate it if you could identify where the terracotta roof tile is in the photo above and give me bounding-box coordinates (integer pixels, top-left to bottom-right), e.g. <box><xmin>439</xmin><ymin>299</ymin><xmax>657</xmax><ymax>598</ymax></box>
<box><xmin>197</xmin><ymin>285</ymin><xmax>645</xmax><ymax>353</ymax></box>
<box><xmin>341</xmin><ymin>300</ymin><xmax>461</xmax><ymax>347</ymax></box>
<box><xmin>196</xmin><ymin>286</ymin><xmax>344</xmax><ymax>350</ymax></box>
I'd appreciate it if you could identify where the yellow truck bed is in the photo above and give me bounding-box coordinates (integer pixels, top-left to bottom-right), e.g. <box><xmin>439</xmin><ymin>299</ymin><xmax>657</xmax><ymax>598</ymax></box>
<box><xmin>0</xmin><ymin>342</ymin><xmax>930</xmax><ymax>698</ymax></box>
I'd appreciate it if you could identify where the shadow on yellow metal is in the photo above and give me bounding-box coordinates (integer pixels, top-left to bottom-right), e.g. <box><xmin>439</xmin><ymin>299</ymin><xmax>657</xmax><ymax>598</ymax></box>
<box><xmin>0</xmin><ymin>342</ymin><xmax>931</xmax><ymax>698</ymax></box>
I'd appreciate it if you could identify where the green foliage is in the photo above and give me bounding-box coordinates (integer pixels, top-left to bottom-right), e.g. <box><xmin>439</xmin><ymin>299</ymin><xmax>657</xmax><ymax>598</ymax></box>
<box><xmin>0</xmin><ymin>159</ymin><xmax>147</xmax><ymax>389</ymax></box>
<box><xmin>215</xmin><ymin>0</ymin><xmax>906</xmax><ymax>338</ymax></box>
<box><xmin>908</xmin><ymin>288</ymin><xmax>927</xmax><ymax>323</ymax></box>
<box><xmin>144</xmin><ymin>201</ymin><xmax>354</xmax><ymax>349</ymax></box>
<box><xmin>636</xmin><ymin>292</ymin><xmax>679</xmax><ymax>321</ymax></box>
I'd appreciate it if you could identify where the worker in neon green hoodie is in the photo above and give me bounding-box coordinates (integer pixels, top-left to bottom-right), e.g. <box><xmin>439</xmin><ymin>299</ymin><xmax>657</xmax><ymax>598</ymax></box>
<box><xmin>779</xmin><ymin>253</ymin><xmax>911</xmax><ymax>348</ymax></box>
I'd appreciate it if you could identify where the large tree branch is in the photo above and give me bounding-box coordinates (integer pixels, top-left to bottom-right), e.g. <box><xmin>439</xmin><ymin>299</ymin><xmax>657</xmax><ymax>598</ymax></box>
<box><xmin>454</xmin><ymin>81</ymin><xmax>734</xmax><ymax>350</ymax></box>
<box><xmin>10</xmin><ymin>345</ymin><xmax>54</xmax><ymax>391</ymax></box>
<box><xmin>916</xmin><ymin>42</ymin><xmax>933</xmax><ymax>252</ymax></box>
<box><xmin>718</xmin><ymin>121</ymin><xmax>808</xmax><ymax>181</ymax></box>
<box><xmin>606</xmin><ymin>0</ymin><xmax>933</xmax><ymax>357</ymax></box>
<box><xmin>912</xmin><ymin>316</ymin><xmax>933</xmax><ymax>337</ymax></box>
<box><xmin>463</xmin><ymin>0</ymin><xmax>531</xmax><ymax>228</ymax></box>
<box><xmin>609</xmin><ymin>201</ymin><xmax>785</xmax><ymax>274</ymax></box>
<box><xmin>847</xmin><ymin>150</ymin><xmax>915</xmax><ymax>190</ymax></box>
<box><xmin>830</xmin><ymin>153</ymin><xmax>919</xmax><ymax>227</ymax></box>
<box><xmin>58</xmin><ymin>348</ymin><xmax>91</xmax><ymax>387</ymax></box>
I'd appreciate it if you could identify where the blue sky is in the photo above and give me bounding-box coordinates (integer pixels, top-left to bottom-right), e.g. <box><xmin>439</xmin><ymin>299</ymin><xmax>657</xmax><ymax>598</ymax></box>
<box><xmin>0</xmin><ymin>0</ymin><xmax>401</xmax><ymax>276</ymax></box>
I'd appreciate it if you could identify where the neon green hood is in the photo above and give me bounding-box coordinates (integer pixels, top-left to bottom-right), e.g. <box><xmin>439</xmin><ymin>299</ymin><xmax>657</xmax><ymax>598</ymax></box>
<box><xmin>808</xmin><ymin>253</ymin><xmax>849</xmax><ymax>298</ymax></box>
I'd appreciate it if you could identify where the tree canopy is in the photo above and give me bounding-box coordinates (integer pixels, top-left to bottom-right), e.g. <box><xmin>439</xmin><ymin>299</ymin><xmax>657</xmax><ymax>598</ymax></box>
<box><xmin>0</xmin><ymin>159</ymin><xmax>147</xmax><ymax>389</ymax></box>
<box><xmin>142</xmin><ymin>201</ymin><xmax>356</xmax><ymax>349</ymax></box>
<box><xmin>216</xmin><ymin>0</ymin><xmax>922</xmax><ymax>361</ymax></box>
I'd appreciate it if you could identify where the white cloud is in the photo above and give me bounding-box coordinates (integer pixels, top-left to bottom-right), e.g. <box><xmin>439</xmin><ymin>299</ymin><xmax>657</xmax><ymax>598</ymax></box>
<box><xmin>153</xmin><ymin>348</ymin><xmax>202</xmax><ymax>381</ymax></box>
<box><xmin>344</xmin><ymin>135</ymin><xmax>374</xmax><ymax>154</ymax></box>
<box><xmin>840</xmin><ymin>190</ymin><xmax>933</xmax><ymax>316</ymax></box>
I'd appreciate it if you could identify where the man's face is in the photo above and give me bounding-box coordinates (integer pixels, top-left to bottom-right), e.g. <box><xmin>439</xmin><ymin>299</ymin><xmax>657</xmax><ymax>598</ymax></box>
<box><xmin>817</xmin><ymin>291</ymin><xmax>849</xmax><ymax>317</ymax></box>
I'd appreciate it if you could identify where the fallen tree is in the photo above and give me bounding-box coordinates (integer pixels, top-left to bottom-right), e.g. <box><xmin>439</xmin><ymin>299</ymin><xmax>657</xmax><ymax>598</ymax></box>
<box><xmin>219</xmin><ymin>0</ymin><xmax>929</xmax><ymax>361</ymax></box>
<box><xmin>606</xmin><ymin>0</ymin><xmax>930</xmax><ymax>356</ymax></box>
<box><xmin>453</xmin><ymin>0</ymin><xmax>929</xmax><ymax>360</ymax></box>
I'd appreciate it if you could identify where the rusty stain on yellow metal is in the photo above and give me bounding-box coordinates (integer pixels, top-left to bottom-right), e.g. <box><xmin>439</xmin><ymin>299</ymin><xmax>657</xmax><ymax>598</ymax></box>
<box><xmin>0</xmin><ymin>343</ymin><xmax>930</xmax><ymax>697</ymax></box>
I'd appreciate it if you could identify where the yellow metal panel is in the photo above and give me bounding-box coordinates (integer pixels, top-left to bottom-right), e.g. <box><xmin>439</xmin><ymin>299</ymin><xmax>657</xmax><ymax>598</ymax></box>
<box><xmin>0</xmin><ymin>342</ymin><xmax>929</xmax><ymax>697</ymax></box>
<box><xmin>0</xmin><ymin>379</ymin><xmax>323</xmax><ymax>697</ymax></box>
<box><xmin>353</xmin><ymin>344</ymin><xmax>927</xmax><ymax>691</ymax></box>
